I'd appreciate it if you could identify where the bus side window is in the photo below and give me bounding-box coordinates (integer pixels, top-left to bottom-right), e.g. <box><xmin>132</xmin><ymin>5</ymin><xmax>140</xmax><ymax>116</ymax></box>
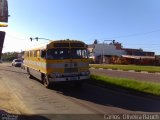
<box><xmin>34</xmin><ymin>50</ymin><xmax>37</xmax><ymax>57</ymax></box>
<box><xmin>37</xmin><ymin>50</ymin><xmax>40</xmax><ymax>57</ymax></box>
<box><xmin>41</xmin><ymin>50</ymin><xmax>46</xmax><ymax>59</ymax></box>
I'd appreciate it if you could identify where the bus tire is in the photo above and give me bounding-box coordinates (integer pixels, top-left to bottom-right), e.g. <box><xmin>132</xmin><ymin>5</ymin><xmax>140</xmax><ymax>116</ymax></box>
<box><xmin>42</xmin><ymin>74</ymin><xmax>50</xmax><ymax>88</ymax></box>
<box><xmin>29</xmin><ymin>74</ymin><xmax>34</xmax><ymax>79</ymax></box>
<box><xmin>27</xmin><ymin>67</ymin><xmax>34</xmax><ymax>79</ymax></box>
<box><xmin>27</xmin><ymin>67</ymin><xmax>30</xmax><ymax>74</ymax></box>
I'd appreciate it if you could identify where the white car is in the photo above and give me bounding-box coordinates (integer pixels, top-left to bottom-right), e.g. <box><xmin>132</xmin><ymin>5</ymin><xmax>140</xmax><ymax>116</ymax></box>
<box><xmin>21</xmin><ymin>62</ymin><xmax>25</xmax><ymax>70</ymax></box>
<box><xmin>12</xmin><ymin>59</ymin><xmax>22</xmax><ymax>67</ymax></box>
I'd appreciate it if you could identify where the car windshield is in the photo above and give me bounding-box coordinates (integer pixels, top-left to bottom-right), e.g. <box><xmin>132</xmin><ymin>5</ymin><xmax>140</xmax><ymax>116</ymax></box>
<box><xmin>15</xmin><ymin>60</ymin><xmax>21</xmax><ymax>62</ymax></box>
<box><xmin>46</xmin><ymin>48</ymin><xmax>88</xmax><ymax>60</ymax></box>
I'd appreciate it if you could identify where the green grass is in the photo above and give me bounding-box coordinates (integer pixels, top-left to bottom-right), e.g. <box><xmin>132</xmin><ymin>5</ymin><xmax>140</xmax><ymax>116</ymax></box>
<box><xmin>90</xmin><ymin>64</ymin><xmax>160</xmax><ymax>73</ymax></box>
<box><xmin>90</xmin><ymin>74</ymin><xmax>160</xmax><ymax>96</ymax></box>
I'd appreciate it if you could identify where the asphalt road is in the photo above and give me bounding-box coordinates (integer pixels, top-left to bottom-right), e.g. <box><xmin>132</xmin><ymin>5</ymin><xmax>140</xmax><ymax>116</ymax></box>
<box><xmin>90</xmin><ymin>68</ymin><xmax>160</xmax><ymax>83</ymax></box>
<box><xmin>0</xmin><ymin>63</ymin><xmax>160</xmax><ymax>120</ymax></box>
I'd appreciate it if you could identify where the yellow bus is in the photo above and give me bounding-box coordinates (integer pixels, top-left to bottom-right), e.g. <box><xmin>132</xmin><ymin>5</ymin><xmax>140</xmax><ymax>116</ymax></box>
<box><xmin>24</xmin><ymin>40</ymin><xmax>90</xmax><ymax>87</ymax></box>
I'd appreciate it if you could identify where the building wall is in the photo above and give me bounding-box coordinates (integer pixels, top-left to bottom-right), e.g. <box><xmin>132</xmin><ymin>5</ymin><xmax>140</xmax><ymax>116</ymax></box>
<box><xmin>93</xmin><ymin>44</ymin><xmax>126</xmax><ymax>57</ymax></box>
<box><xmin>123</xmin><ymin>48</ymin><xmax>155</xmax><ymax>56</ymax></box>
<box><xmin>0</xmin><ymin>0</ymin><xmax>8</xmax><ymax>22</ymax></box>
<box><xmin>88</xmin><ymin>43</ymin><xmax>157</xmax><ymax>65</ymax></box>
<box><xmin>0</xmin><ymin>31</ymin><xmax>5</xmax><ymax>59</ymax></box>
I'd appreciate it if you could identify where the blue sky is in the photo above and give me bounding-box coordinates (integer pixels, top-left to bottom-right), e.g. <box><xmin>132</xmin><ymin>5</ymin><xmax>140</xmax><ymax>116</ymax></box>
<box><xmin>1</xmin><ymin>0</ymin><xmax>160</xmax><ymax>54</ymax></box>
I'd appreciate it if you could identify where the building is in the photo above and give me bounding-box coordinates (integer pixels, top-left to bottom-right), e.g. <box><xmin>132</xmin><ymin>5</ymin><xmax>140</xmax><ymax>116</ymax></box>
<box><xmin>121</xmin><ymin>48</ymin><xmax>155</xmax><ymax>65</ymax></box>
<box><xmin>0</xmin><ymin>0</ymin><xmax>8</xmax><ymax>22</ymax></box>
<box><xmin>88</xmin><ymin>40</ymin><xmax>157</xmax><ymax>65</ymax></box>
<box><xmin>0</xmin><ymin>0</ymin><xmax>8</xmax><ymax>59</ymax></box>
<box><xmin>0</xmin><ymin>31</ymin><xmax>5</xmax><ymax>59</ymax></box>
<box><xmin>88</xmin><ymin>41</ymin><xmax>126</xmax><ymax>63</ymax></box>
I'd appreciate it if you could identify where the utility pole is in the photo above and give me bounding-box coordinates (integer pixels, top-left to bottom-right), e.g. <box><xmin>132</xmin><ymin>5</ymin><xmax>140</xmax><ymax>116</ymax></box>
<box><xmin>101</xmin><ymin>40</ymin><xmax>114</xmax><ymax>64</ymax></box>
<box><xmin>0</xmin><ymin>0</ymin><xmax>8</xmax><ymax>60</ymax></box>
<box><xmin>0</xmin><ymin>31</ymin><xmax>5</xmax><ymax>59</ymax></box>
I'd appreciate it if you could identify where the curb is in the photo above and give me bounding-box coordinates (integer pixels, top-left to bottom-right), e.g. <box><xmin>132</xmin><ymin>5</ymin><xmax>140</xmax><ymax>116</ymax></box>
<box><xmin>89</xmin><ymin>67</ymin><xmax>160</xmax><ymax>75</ymax></box>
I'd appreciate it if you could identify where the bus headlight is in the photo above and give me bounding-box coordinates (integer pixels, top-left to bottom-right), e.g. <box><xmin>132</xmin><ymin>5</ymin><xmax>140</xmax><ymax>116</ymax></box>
<box><xmin>50</xmin><ymin>73</ymin><xmax>62</xmax><ymax>78</ymax></box>
<box><xmin>80</xmin><ymin>71</ymin><xmax>90</xmax><ymax>76</ymax></box>
<box><xmin>55</xmin><ymin>73</ymin><xmax>62</xmax><ymax>78</ymax></box>
<box><xmin>50</xmin><ymin>73</ymin><xmax>56</xmax><ymax>78</ymax></box>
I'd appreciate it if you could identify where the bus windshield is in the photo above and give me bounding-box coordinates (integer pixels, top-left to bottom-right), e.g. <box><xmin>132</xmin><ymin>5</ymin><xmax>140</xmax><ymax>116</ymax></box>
<box><xmin>46</xmin><ymin>48</ymin><xmax>88</xmax><ymax>60</ymax></box>
<box><xmin>70</xmin><ymin>48</ymin><xmax>88</xmax><ymax>59</ymax></box>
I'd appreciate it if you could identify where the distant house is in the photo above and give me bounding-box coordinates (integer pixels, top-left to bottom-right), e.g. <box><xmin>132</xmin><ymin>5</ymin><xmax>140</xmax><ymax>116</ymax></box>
<box><xmin>155</xmin><ymin>55</ymin><xmax>160</xmax><ymax>65</ymax></box>
<box><xmin>121</xmin><ymin>48</ymin><xmax>155</xmax><ymax>65</ymax></box>
<box><xmin>88</xmin><ymin>41</ymin><xmax>157</xmax><ymax>65</ymax></box>
<box><xmin>17</xmin><ymin>51</ymin><xmax>24</xmax><ymax>60</ymax></box>
<box><xmin>88</xmin><ymin>41</ymin><xmax>126</xmax><ymax>63</ymax></box>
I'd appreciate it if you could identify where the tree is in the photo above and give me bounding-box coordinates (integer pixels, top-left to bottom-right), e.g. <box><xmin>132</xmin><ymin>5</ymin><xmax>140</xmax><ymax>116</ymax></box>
<box><xmin>2</xmin><ymin>52</ymin><xmax>19</xmax><ymax>61</ymax></box>
<box><xmin>93</xmin><ymin>39</ymin><xmax>98</xmax><ymax>44</ymax></box>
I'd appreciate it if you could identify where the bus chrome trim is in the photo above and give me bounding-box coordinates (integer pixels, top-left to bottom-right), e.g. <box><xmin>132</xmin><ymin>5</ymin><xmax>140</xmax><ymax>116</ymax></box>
<box><xmin>24</xmin><ymin>60</ymin><xmax>88</xmax><ymax>69</ymax></box>
<box><xmin>49</xmin><ymin>76</ymin><xmax>89</xmax><ymax>82</ymax></box>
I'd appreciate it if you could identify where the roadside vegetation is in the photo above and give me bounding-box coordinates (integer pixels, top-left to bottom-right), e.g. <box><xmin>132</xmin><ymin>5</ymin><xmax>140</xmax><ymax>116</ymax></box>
<box><xmin>90</xmin><ymin>74</ymin><xmax>160</xmax><ymax>96</ymax></box>
<box><xmin>2</xmin><ymin>52</ymin><xmax>20</xmax><ymax>61</ymax></box>
<box><xmin>90</xmin><ymin>64</ymin><xmax>160</xmax><ymax>73</ymax></box>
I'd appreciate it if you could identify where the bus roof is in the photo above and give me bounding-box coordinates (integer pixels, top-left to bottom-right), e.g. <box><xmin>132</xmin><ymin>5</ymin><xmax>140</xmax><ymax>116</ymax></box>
<box><xmin>24</xmin><ymin>39</ymin><xmax>86</xmax><ymax>51</ymax></box>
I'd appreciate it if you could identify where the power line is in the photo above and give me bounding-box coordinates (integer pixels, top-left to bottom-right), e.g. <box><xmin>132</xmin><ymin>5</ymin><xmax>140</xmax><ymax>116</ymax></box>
<box><xmin>99</xmin><ymin>29</ymin><xmax>160</xmax><ymax>40</ymax></box>
<box><xmin>123</xmin><ymin>44</ymin><xmax>160</xmax><ymax>47</ymax></box>
<box><xmin>123</xmin><ymin>43</ymin><xmax>160</xmax><ymax>45</ymax></box>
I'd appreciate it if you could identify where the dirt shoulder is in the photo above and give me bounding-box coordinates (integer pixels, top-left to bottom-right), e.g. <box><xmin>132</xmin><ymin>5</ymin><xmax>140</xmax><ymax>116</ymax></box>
<box><xmin>0</xmin><ymin>63</ymin><xmax>30</xmax><ymax>114</ymax></box>
<box><xmin>0</xmin><ymin>76</ymin><xmax>22</xmax><ymax>114</ymax></box>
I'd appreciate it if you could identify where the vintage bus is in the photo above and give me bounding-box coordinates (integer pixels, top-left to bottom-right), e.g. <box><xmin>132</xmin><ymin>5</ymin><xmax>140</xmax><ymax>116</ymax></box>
<box><xmin>24</xmin><ymin>40</ymin><xmax>90</xmax><ymax>87</ymax></box>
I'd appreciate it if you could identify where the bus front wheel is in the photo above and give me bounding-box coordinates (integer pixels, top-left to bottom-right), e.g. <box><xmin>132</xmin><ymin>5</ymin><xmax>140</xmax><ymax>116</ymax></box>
<box><xmin>42</xmin><ymin>75</ymin><xmax>50</xmax><ymax>88</ymax></box>
<box><xmin>27</xmin><ymin>67</ymin><xmax>34</xmax><ymax>79</ymax></box>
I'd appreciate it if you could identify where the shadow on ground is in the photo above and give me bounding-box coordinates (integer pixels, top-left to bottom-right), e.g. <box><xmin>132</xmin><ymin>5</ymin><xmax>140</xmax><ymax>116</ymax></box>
<box><xmin>0</xmin><ymin>110</ymin><xmax>49</xmax><ymax>120</ymax></box>
<box><xmin>50</xmin><ymin>83</ymin><xmax>160</xmax><ymax>112</ymax></box>
<box><xmin>0</xmin><ymin>110</ymin><xmax>104</xmax><ymax>120</ymax></box>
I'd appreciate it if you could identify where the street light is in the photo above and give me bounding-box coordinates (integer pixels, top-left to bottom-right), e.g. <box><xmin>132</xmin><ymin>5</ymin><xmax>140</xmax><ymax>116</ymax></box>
<box><xmin>30</xmin><ymin>37</ymin><xmax>52</xmax><ymax>41</ymax></box>
<box><xmin>101</xmin><ymin>40</ymin><xmax>115</xmax><ymax>64</ymax></box>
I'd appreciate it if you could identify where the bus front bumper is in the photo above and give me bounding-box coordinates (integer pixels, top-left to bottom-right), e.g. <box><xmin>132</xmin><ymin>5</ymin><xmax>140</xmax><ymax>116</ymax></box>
<box><xmin>48</xmin><ymin>76</ymin><xmax>90</xmax><ymax>82</ymax></box>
